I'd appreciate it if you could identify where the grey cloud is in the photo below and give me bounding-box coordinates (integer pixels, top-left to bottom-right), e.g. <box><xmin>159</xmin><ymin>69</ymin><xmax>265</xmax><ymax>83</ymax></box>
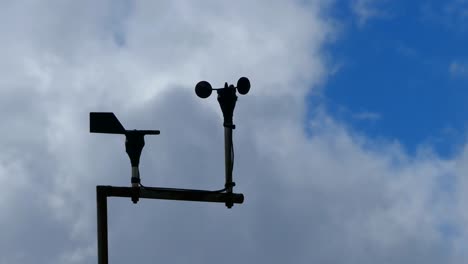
<box><xmin>0</xmin><ymin>1</ymin><xmax>466</xmax><ymax>264</ymax></box>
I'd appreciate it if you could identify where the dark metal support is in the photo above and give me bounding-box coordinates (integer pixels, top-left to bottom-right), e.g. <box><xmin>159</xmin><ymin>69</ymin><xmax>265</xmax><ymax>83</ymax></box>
<box><xmin>98</xmin><ymin>185</ymin><xmax>243</xmax><ymax>203</ymax></box>
<box><xmin>224</xmin><ymin>127</ymin><xmax>234</xmax><ymax>208</ymax></box>
<box><xmin>93</xmin><ymin>77</ymin><xmax>250</xmax><ymax>263</ymax></box>
<box><xmin>97</xmin><ymin>186</ymin><xmax>108</xmax><ymax>264</ymax></box>
<box><xmin>217</xmin><ymin>84</ymin><xmax>238</xmax><ymax>208</ymax></box>
<box><xmin>96</xmin><ymin>185</ymin><xmax>243</xmax><ymax>264</ymax></box>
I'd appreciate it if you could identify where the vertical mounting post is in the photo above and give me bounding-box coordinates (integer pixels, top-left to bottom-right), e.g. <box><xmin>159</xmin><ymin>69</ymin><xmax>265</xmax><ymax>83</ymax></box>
<box><xmin>195</xmin><ymin>78</ymin><xmax>250</xmax><ymax>208</ymax></box>
<box><xmin>217</xmin><ymin>84</ymin><xmax>237</xmax><ymax>208</ymax></box>
<box><xmin>95</xmin><ymin>185</ymin><xmax>243</xmax><ymax>263</ymax></box>
<box><xmin>97</xmin><ymin>186</ymin><xmax>109</xmax><ymax>264</ymax></box>
<box><xmin>125</xmin><ymin>131</ymin><xmax>145</xmax><ymax>204</ymax></box>
<box><xmin>224</xmin><ymin>126</ymin><xmax>234</xmax><ymax>208</ymax></box>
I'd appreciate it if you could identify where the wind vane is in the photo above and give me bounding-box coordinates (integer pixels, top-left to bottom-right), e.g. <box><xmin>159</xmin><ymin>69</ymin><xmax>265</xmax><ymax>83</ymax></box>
<box><xmin>90</xmin><ymin>112</ymin><xmax>160</xmax><ymax>203</ymax></box>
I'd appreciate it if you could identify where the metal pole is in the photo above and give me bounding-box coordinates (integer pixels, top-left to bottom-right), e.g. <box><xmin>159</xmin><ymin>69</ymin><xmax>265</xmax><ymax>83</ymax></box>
<box><xmin>97</xmin><ymin>186</ymin><xmax>108</xmax><ymax>264</ymax></box>
<box><xmin>95</xmin><ymin>185</ymin><xmax>243</xmax><ymax>264</ymax></box>
<box><xmin>98</xmin><ymin>185</ymin><xmax>244</xmax><ymax>204</ymax></box>
<box><xmin>224</xmin><ymin>127</ymin><xmax>233</xmax><ymax>192</ymax></box>
<box><xmin>224</xmin><ymin>127</ymin><xmax>234</xmax><ymax>208</ymax></box>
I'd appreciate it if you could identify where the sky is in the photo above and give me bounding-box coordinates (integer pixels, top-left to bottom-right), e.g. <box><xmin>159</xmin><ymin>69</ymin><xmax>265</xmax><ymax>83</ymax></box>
<box><xmin>1</xmin><ymin>1</ymin><xmax>468</xmax><ymax>263</ymax></box>
<box><xmin>320</xmin><ymin>0</ymin><xmax>468</xmax><ymax>157</ymax></box>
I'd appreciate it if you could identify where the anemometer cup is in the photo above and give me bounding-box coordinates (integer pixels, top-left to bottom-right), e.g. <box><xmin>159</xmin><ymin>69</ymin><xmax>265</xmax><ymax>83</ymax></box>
<box><xmin>195</xmin><ymin>81</ymin><xmax>213</xmax><ymax>98</ymax></box>
<box><xmin>236</xmin><ymin>77</ymin><xmax>250</xmax><ymax>95</ymax></box>
<box><xmin>195</xmin><ymin>77</ymin><xmax>250</xmax><ymax>99</ymax></box>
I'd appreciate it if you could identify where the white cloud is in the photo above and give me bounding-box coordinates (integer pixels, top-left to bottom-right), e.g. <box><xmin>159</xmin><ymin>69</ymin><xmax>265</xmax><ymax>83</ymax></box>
<box><xmin>420</xmin><ymin>1</ymin><xmax>468</xmax><ymax>32</ymax></box>
<box><xmin>351</xmin><ymin>0</ymin><xmax>390</xmax><ymax>26</ymax></box>
<box><xmin>353</xmin><ymin>111</ymin><xmax>382</xmax><ymax>121</ymax></box>
<box><xmin>0</xmin><ymin>1</ymin><xmax>467</xmax><ymax>264</ymax></box>
<box><xmin>449</xmin><ymin>61</ymin><xmax>468</xmax><ymax>77</ymax></box>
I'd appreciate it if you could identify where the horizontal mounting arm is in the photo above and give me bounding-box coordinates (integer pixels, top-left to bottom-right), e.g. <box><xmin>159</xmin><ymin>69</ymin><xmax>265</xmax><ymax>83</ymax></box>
<box><xmin>97</xmin><ymin>185</ymin><xmax>244</xmax><ymax>204</ymax></box>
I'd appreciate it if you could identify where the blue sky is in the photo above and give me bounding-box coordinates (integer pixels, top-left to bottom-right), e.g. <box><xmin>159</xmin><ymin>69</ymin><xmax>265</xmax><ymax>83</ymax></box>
<box><xmin>3</xmin><ymin>2</ymin><xmax>468</xmax><ymax>263</ymax></box>
<box><xmin>314</xmin><ymin>0</ymin><xmax>468</xmax><ymax>157</ymax></box>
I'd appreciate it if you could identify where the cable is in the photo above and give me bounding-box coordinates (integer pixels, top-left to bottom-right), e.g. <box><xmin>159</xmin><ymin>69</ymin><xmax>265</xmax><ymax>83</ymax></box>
<box><xmin>231</xmin><ymin>133</ymin><xmax>234</xmax><ymax>174</ymax></box>
<box><xmin>137</xmin><ymin>129</ymin><xmax>236</xmax><ymax>194</ymax></box>
<box><xmin>139</xmin><ymin>183</ymin><xmax>227</xmax><ymax>193</ymax></box>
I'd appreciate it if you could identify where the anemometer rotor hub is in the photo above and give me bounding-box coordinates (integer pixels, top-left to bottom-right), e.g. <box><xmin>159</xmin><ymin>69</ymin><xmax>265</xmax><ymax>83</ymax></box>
<box><xmin>195</xmin><ymin>77</ymin><xmax>250</xmax><ymax>99</ymax></box>
<box><xmin>217</xmin><ymin>83</ymin><xmax>237</xmax><ymax>128</ymax></box>
<box><xmin>195</xmin><ymin>77</ymin><xmax>250</xmax><ymax>128</ymax></box>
